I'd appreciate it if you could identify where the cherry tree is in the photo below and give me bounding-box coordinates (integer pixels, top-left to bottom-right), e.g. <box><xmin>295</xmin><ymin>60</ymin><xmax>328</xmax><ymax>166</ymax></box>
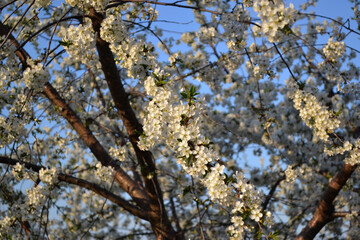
<box><xmin>0</xmin><ymin>0</ymin><xmax>359</xmax><ymax>239</ymax></box>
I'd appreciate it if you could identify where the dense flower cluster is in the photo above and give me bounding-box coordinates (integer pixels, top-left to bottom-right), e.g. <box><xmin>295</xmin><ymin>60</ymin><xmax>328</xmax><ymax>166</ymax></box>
<box><xmin>22</xmin><ymin>59</ymin><xmax>50</xmax><ymax>92</ymax></box>
<box><xmin>139</xmin><ymin>71</ymin><xmax>267</xmax><ymax>237</ymax></box>
<box><xmin>34</xmin><ymin>0</ymin><xmax>51</xmax><ymax>8</ymax></box>
<box><xmin>26</xmin><ymin>185</ymin><xmax>50</xmax><ymax>211</ymax></box>
<box><xmin>344</xmin><ymin>139</ymin><xmax>360</xmax><ymax>165</ymax></box>
<box><xmin>253</xmin><ymin>0</ymin><xmax>298</xmax><ymax>42</ymax></box>
<box><xmin>39</xmin><ymin>167</ymin><xmax>58</xmax><ymax>185</ymax></box>
<box><xmin>220</xmin><ymin>5</ymin><xmax>249</xmax><ymax>51</ymax></box>
<box><xmin>322</xmin><ymin>37</ymin><xmax>346</xmax><ymax>62</ymax></box>
<box><xmin>0</xmin><ymin>114</ymin><xmax>27</xmax><ymax>148</ymax></box>
<box><xmin>245</xmin><ymin>43</ymin><xmax>273</xmax><ymax>81</ymax></box>
<box><xmin>109</xmin><ymin>146</ymin><xmax>127</xmax><ymax>162</ymax></box>
<box><xmin>65</xmin><ymin>0</ymin><xmax>110</xmax><ymax>11</ymax></box>
<box><xmin>100</xmin><ymin>14</ymin><xmax>128</xmax><ymax>43</ymax></box>
<box><xmin>58</xmin><ymin>23</ymin><xmax>99</xmax><ymax>68</ymax></box>
<box><xmin>95</xmin><ymin>162</ymin><xmax>114</xmax><ymax>182</ymax></box>
<box><xmin>11</xmin><ymin>162</ymin><xmax>27</xmax><ymax>180</ymax></box>
<box><xmin>284</xmin><ymin>165</ymin><xmax>296</xmax><ymax>183</ymax></box>
<box><xmin>291</xmin><ymin>89</ymin><xmax>340</xmax><ymax>142</ymax></box>
<box><xmin>100</xmin><ymin>14</ymin><xmax>157</xmax><ymax>79</ymax></box>
<box><xmin>324</xmin><ymin>141</ymin><xmax>352</xmax><ymax>156</ymax></box>
<box><xmin>0</xmin><ymin>216</ymin><xmax>14</xmax><ymax>239</ymax></box>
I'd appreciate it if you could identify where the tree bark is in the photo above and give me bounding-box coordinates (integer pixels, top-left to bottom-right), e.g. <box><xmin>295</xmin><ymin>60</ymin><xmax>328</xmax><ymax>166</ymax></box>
<box><xmin>295</xmin><ymin>163</ymin><xmax>357</xmax><ymax>240</ymax></box>
<box><xmin>88</xmin><ymin>9</ymin><xmax>181</xmax><ymax>239</ymax></box>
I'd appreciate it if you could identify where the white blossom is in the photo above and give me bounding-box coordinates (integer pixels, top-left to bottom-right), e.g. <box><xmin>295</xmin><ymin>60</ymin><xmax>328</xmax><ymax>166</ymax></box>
<box><xmin>39</xmin><ymin>167</ymin><xmax>58</xmax><ymax>185</ymax></box>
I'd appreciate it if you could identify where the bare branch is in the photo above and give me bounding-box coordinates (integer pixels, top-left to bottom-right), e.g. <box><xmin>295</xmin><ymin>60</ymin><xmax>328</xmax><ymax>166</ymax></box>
<box><xmin>262</xmin><ymin>175</ymin><xmax>286</xmax><ymax>211</ymax></box>
<box><xmin>299</xmin><ymin>12</ymin><xmax>360</xmax><ymax>37</ymax></box>
<box><xmin>106</xmin><ymin>0</ymin><xmax>220</xmax><ymax>14</ymax></box>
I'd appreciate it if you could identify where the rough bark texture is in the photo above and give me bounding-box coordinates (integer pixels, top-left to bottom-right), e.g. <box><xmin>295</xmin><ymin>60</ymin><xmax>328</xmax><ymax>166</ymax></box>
<box><xmin>295</xmin><ymin>163</ymin><xmax>357</xmax><ymax>240</ymax></box>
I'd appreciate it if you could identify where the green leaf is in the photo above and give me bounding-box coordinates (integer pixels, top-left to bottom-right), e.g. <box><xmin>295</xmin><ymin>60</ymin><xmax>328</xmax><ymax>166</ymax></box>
<box><xmin>281</xmin><ymin>24</ymin><xmax>293</xmax><ymax>35</ymax></box>
<box><xmin>152</xmin><ymin>72</ymin><xmax>159</xmax><ymax>81</ymax></box>
<box><xmin>224</xmin><ymin>173</ymin><xmax>235</xmax><ymax>184</ymax></box>
<box><xmin>269</xmin><ymin>230</ymin><xmax>280</xmax><ymax>240</ymax></box>
<box><xmin>180</xmin><ymin>85</ymin><xmax>199</xmax><ymax>105</ymax></box>
<box><xmin>152</xmin><ymin>72</ymin><xmax>168</xmax><ymax>87</ymax></box>
<box><xmin>59</xmin><ymin>40</ymin><xmax>73</xmax><ymax>47</ymax></box>
<box><xmin>254</xmin><ymin>229</ymin><xmax>262</xmax><ymax>239</ymax></box>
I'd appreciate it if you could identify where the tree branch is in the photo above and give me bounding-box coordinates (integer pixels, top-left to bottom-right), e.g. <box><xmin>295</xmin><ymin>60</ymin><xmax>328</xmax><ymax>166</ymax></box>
<box><xmin>88</xmin><ymin>8</ymin><xmax>179</xmax><ymax>239</ymax></box>
<box><xmin>261</xmin><ymin>175</ymin><xmax>286</xmax><ymax>211</ymax></box>
<box><xmin>295</xmin><ymin>163</ymin><xmax>358</xmax><ymax>240</ymax></box>
<box><xmin>106</xmin><ymin>0</ymin><xmax>220</xmax><ymax>14</ymax></box>
<box><xmin>88</xmin><ymin>9</ymin><xmax>159</xmax><ymax>197</ymax></box>
<box><xmin>0</xmin><ymin>19</ymin><xmax>149</xmax><ymax>211</ymax></box>
<box><xmin>0</xmin><ymin>156</ymin><xmax>149</xmax><ymax>220</ymax></box>
<box><xmin>43</xmin><ymin>82</ymin><xmax>149</xmax><ymax>208</ymax></box>
<box><xmin>0</xmin><ymin>21</ymin><xmax>30</xmax><ymax>69</ymax></box>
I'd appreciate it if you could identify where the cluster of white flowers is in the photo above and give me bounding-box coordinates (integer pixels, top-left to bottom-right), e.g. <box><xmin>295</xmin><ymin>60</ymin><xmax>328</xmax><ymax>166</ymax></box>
<box><xmin>168</xmin><ymin>52</ymin><xmax>179</xmax><ymax>66</ymax></box>
<box><xmin>203</xmin><ymin>164</ymin><xmax>231</xmax><ymax>204</ymax></box>
<box><xmin>33</xmin><ymin>0</ymin><xmax>51</xmax><ymax>8</ymax></box>
<box><xmin>39</xmin><ymin>167</ymin><xmax>58</xmax><ymax>185</ymax></box>
<box><xmin>220</xmin><ymin>5</ymin><xmax>249</xmax><ymax>51</ymax></box>
<box><xmin>100</xmin><ymin>14</ymin><xmax>128</xmax><ymax>43</ymax></box>
<box><xmin>324</xmin><ymin>141</ymin><xmax>352</xmax><ymax>156</ymax></box>
<box><xmin>344</xmin><ymin>139</ymin><xmax>360</xmax><ymax>165</ymax></box>
<box><xmin>228</xmin><ymin>215</ymin><xmax>245</xmax><ymax>238</ymax></box>
<box><xmin>315</xmin><ymin>20</ymin><xmax>328</xmax><ymax>35</ymax></box>
<box><xmin>0</xmin><ymin>115</ymin><xmax>26</xmax><ymax>148</ymax></box>
<box><xmin>0</xmin><ymin>216</ymin><xmax>14</xmax><ymax>239</ymax></box>
<box><xmin>95</xmin><ymin>162</ymin><xmax>114</xmax><ymax>182</ymax></box>
<box><xmin>22</xmin><ymin>59</ymin><xmax>49</xmax><ymax>92</ymax></box>
<box><xmin>196</xmin><ymin>26</ymin><xmax>217</xmax><ymax>44</ymax></box>
<box><xmin>100</xmin><ymin>15</ymin><xmax>157</xmax><ymax>79</ymax></box>
<box><xmin>322</xmin><ymin>37</ymin><xmax>346</xmax><ymax>62</ymax></box>
<box><xmin>228</xmin><ymin>171</ymin><xmax>266</xmax><ymax>237</ymax></box>
<box><xmin>11</xmin><ymin>166</ymin><xmax>60</xmax><ymax>214</ymax></box>
<box><xmin>11</xmin><ymin>162</ymin><xmax>27</xmax><ymax>180</ymax></box>
<box><xmin>58</xmin><ymin>23</ymin><xmax>99</xmax><ymax>68</ymax></box>
<box><xmin>139</xmin><ymin>72</ymin><xmax>267</xmax><ymax>236</ymax></box>
<box><xmin>291</xmin><ymin>89</ymin><xmax>340</xmax><ymax>142</ymax></box>
<box><xmin>245</xmin><ymin>43</ymin><xmax>273</xmax><ymax>80</ymax></box>
<box><xmin>109</xmin><ymin>146</ymin><xmax>127</xmax><ymax>161</ymax></box>
<box><xmin>26</xmin><ymin>185</ymin><xmax>50</xmax><ymax>212</ymax></box>
<box><xmin>252</xmin><ymin>0</ymin><xmax>298</xmax><ymax>42</ymax></box>
<box><xmin>284</xmin><ymin>165</ymin><xmax>296</xmax><ymax>182</ymax></box>
<box><xmin>181</xmin><ymin>32</ymin><xmax>196</xmax><ymax>46</ymax></box>
<box><xmin>65</xmin><ymin>0</ymin><xmax>110</xmax><ymax>11</ymax></box>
